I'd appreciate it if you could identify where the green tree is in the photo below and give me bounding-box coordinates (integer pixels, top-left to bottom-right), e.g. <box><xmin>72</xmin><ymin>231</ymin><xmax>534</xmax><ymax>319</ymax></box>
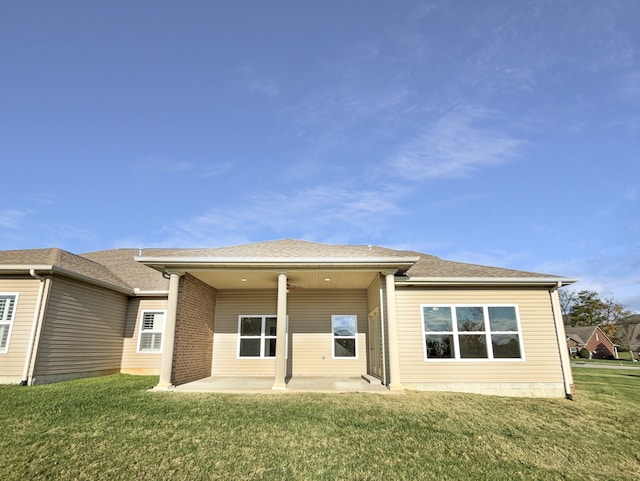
<box><xmin>566</xmin><ymin>290</ymin><xmax>631</xmax><ymax>329</ymax></box>
<box><xmin>569</xmin><ymin>290</ymin><xmax>607</xmax><ymax>326</ymax></box>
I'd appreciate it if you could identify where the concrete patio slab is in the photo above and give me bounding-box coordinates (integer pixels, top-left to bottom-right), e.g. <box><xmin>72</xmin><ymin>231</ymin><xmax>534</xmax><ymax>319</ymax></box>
<box><xmin>170</xmin><ymin>375</ymin><xmax>396</xmax><ymax>394</ymax></box>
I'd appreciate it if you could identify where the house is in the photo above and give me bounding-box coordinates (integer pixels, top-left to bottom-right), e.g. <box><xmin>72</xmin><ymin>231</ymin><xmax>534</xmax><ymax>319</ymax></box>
<box><xmin>0</xmin><ymin>239</ymin><xmax>578</xmax><ymax>398</ymax></box>
<box><xmin>565</xmin><ymin>326</ymin><xmax>617</xmax><ymax>359</ymax></box>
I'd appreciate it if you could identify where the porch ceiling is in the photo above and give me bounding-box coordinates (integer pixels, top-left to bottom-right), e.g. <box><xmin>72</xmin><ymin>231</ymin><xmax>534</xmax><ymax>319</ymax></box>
<box><xmin>190</xmin><ymin>269</ymin><xmax>379</xmax><ymax>290</ymax></box>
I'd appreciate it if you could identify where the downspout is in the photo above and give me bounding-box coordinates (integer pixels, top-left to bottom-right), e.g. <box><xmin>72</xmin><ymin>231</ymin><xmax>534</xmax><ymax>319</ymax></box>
<box><xmin>378</xmin><ymin>283</ymin><xmax>388</xmax><ymax>386</ymax></box>
<box><xmin>21</xmin><ymin>269</ymin><xmax>49</xmax><ymax>386</ymax></box>
<box><xmin>549</xmin><ymin>283</ymin><xmax>575</xmax><ymax>400</ymax></box>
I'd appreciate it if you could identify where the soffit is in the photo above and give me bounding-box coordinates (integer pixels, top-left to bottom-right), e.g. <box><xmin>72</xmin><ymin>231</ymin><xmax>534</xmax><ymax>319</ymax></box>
<box><xmin>190</xmin><ymin>270</ymin><xmax>378</xmax><ymax>290</ymax></box>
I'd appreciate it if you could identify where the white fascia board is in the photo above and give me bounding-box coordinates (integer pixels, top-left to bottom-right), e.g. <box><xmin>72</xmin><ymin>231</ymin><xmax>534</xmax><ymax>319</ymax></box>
<box><xmin>0</xmin><ymin>264</ymin><xmax>55</xmax><ymax>273</ymax></box>
<box><xmin>395</xmin><ymin>277</ymin><xmax>579</xmax><ymax>287</ymax></box>
<box><xmin>134</xmin><ymin>256</ymin><xmax>420</xmax><ymax>270</ymax></box>
<box><xmin>0</xmin><ymin>265</ymin><xmax>134</xmax><ymax>295</ymax></box>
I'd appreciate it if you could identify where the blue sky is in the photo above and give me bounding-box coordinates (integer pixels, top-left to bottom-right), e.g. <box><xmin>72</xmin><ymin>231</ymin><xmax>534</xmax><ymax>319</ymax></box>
<box><xmin>1</xmin><ymin>1</ymin><xmax>639</xmax><ymax>311</ymax></box>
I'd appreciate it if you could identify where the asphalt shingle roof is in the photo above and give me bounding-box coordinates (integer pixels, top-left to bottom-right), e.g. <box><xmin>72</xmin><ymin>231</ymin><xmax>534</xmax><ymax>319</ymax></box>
<box><xmin>0</xmin><ymin>248</ymin><xmax>131</xmax><ymax>291</ymax></box>
<box><xmin>1</xmin><ymin>239</ymin><xmax>567</xmax><ymax>293</ymax></box>
<box><xmin>128</xmin><ymin>239</ymin><xmax>562</xmax><ymax>279</ymax></box>
<box><xmin>564</xmin><ymin>326</ymin><xmax>610</xmax><ymax>347</ymax></box>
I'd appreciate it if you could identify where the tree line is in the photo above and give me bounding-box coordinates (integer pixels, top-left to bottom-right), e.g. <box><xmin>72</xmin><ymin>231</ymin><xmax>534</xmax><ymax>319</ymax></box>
<box><xmin>559</xmin><ymin>289</ymin><xmax>639</xmax><ymax>352</ymax></box>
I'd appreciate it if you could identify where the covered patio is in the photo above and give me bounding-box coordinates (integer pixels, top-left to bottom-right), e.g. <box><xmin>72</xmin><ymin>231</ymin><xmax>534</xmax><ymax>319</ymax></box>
<box><xmin>170</xmin><ymin>375</ymin><xmax>395</xmax><ymax>394</ymax></box>
<box><xmin>135</xmin><ymin>245</ymin><xmax>420</xmax><ymax>392</ymax></box>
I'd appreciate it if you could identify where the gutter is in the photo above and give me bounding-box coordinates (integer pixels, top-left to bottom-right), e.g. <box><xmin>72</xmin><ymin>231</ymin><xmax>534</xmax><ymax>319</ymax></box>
<box><xmin>549</xmin><ymin>282</ymin><xmax>577</xmax><ymax>400</ymax></box>
<box><xmin>135</xmin><ymin>256</ymin><xmax>421</xmax><ymax>272</ymax></box>
<box><xmin>0</xmin><ymin>265</ymin><xmax>133</xmax><ymax>296</ymax></box>
<box><xmin>395</xmin><ymin>276</ymin><xmax>579</xmax><ymax>287</ymax></box>
<box><xmin>21</xmin><ymin>269</ymin><xmax>51</xmax><ymax>386</ymax></box>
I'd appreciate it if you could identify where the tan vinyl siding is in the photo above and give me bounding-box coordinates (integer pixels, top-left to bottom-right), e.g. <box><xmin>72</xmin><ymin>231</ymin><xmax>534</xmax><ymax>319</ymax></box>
<box><xmin>120</xmin><ymin>297</ymin><xmax>168</xmax><ymax>375</ymax></box>
<box><xmin>288</xmin><ymin>289</ymin><xmax>368</xmax><ymax>376</ymax></box>
<box><xmin>212</xmin><ymin>290</ymin><xmax>277</xmax><ymax>376</ymax></box>
<box><xmin>212</xmin><ymin>289</ymin><xmax>368</xmax><ymax>377</ymax></box>
<box><xmin>32</xmin><ymin>277</ymin><xmax>127</xmax><ymax>383</ymax></box>
<box><xmin>395</xmin><ymin>287</ymin><xmax>564</xmax><ymax>384</ymax></box>
<box><xmin>0</xmin><ymin>278</ymin><xmax>42</xmax><ymax>382</ymax></box>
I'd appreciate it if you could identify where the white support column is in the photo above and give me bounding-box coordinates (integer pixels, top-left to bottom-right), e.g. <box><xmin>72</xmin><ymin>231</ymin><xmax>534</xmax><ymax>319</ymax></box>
<box><xmin>156</xmin><ymin>272</ymin><xmax>182</xmax><ymax>390</ymax></box>
<box><xmin>550</xmin><ymin>287</ymin><xmax>575</xmax><ymax>399</ymax></box>
<box><xmin>385</xmin><ymin>272</ymin><xmax>404</xmax><ymax>391</ymax></box>
<box><xmin>272</xmin><ymin>272</ymin><xmax>288</xmax><ymax>390</ymax></box>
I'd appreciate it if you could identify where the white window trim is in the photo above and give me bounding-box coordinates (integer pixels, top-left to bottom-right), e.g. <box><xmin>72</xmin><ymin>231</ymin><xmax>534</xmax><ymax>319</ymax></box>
<box><xmin>420</xmin><ymin>304</ymin><xmax>525</xmax><ymax>362</ymax></box>
<box><xmin>136</xmin><ymin>309</ymin><xmax>166</xmax><ymax>354</ymax></box>
<box><xmin>331</xmin><ymin>314</ymin><xmax>358</xmax><ymax>360</ymax></box>
<box><xmin>236</xmin><ymin>315</ymin><xmax>288</xmax><ymax>359</ymax></box>
<box><xmin>0</xmin><ymin>293</ymin><xmax>19</xmax><ymax>354</ymax></box>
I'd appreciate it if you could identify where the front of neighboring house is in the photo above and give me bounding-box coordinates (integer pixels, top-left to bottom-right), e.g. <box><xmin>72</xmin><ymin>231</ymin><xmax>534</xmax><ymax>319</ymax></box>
<box><xmin>0</xmin><ymin>239</ymin><xmax>578</xmax><ymax>398</ymax></box>
<box><xmin>565</xmin><ymin>326</ymin><xmax>617</xmax><ymax>359</ymax></box>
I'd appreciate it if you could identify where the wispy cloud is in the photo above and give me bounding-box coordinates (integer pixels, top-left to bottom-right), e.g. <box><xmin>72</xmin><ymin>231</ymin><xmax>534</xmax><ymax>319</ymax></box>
<box><xmin>132</xmin><ymin>158</ymin><xmax>195</xmax><ymax>173</ymax></box>
<box><xmin>132</xmin><ymin>158</ymin><xmax>234</xmax><ymax>178</ymax></box>
<box><xmin>0</xmin><ymin>209</ymin><xmax>30</xmax><ymax>229</ymax></box>
<box><xmin>198</xmin><ymin>161</ymin><xmax>234</xmax><ymax>178</ymax></box>
<box><xmin>162</xmin><ymin>184</ymin><xmax>406</xmax><ymax>247</ymax></box>
<box><xmin>534</xmin><ymin>250</ymin><xmax>640</xmax><ymax>312</ymax></box>
<box><xmin>18</xmin><ymin>193</ymin><xmax>56</xmax><ymax>205</ymax></box>
<box><xmin>387</xmin><ymin>108</ymin><xmax>523</xmax><ymax>180</ymax></box>
<box><xmin>234</xmin><ymin>65</ymin><xmax>281</xmax><ymax>99</ymax></box>
<box><xmin>618</xmin><ymin>69</ymin><xmax>640</xmax><ymax>103</ymax></box>
<box><xmin>245</xmin><ymin>79</ymin><xmax>280</xmax><ymax>99</ymax></box>
<box><xmin>624</xmin><ymin>188</ymin><xmax>638</xmax><ymax>202</ymax></box>
<box><xmin>291</xmin><ymin>82</ymin><xmax>411</xmax><ymax>140</ymax></box>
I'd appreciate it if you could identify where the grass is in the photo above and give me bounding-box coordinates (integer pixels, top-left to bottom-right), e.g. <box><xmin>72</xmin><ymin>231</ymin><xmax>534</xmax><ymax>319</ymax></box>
<box><xmin>616</xmin><ymin>351</ymin><xmax>635</xmax><ymax>361</ymax></box>
<box><xmin>1</xmin><ymin>370</ymin><xmax>638</xmax><ymax>481</ymax></box>
<box><xmin>571</xmin><ymin>355</ymin><xmax>637</xmax><ymax>365</ymax></box>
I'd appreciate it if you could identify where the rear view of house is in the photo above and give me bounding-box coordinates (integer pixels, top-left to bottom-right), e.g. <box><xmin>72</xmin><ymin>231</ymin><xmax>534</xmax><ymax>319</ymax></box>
<box><xmin>0</xmin><ymin>239</ymin><xmax>578</xmax><ymax>398</ymax></box>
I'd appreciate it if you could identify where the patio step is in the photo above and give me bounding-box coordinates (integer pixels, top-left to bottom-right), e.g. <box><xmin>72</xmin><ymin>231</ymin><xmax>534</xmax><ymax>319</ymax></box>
<box><xmin>361</xmin><ymin>374</ymin><xmax>383</xmax><ymax>385</ymax></box>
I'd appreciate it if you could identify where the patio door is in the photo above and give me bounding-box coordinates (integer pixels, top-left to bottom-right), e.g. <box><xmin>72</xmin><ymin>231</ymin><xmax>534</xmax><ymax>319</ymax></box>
<box><xmin>367</xmin><ymin>308</ymin><xmax>383</xmax><ymax>379</ymax></box>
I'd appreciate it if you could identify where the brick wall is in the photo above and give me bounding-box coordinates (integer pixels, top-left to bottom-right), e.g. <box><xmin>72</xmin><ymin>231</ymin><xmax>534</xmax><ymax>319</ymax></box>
<box><xmin>171</xmin><ymin>273</ymin><xmax>217</xmax><ymax>385</ymax></box>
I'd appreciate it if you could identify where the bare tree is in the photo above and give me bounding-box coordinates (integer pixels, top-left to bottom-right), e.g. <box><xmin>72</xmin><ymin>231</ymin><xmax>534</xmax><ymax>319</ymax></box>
<box><xmin>559</xmin><ymin>289</ymin><xmax>579</xmax><ymax>325</ymax></box>
<box><xmin>615</xmin><ymin>315</ymin><xmax>640</xmax><ymax>362</ymax></box>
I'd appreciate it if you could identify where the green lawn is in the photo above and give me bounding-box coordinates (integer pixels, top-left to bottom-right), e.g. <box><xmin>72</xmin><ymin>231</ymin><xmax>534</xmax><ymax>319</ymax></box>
<box><xmin>1</xmin><ymin>370</ymin><xmax>638</xmax><ymax>481</ymax></box>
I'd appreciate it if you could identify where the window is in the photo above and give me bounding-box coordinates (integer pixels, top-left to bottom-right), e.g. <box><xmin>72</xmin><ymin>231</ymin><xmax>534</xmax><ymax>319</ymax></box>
<box><xmin>421</xmin><ymin>305</ymin><xmax>524</xmax><ymax>361</ymax></box>
<box><xmin>0</xmin><ymin>294</ymin><xmax>18</xmax><ymax>354</ymax></box>
<box><xmin>332</xmin><ymin>315</ymin><xmax>358</xmax><ymax>358</ymax></box>
<box><xmin>238</xmin><ymin>315</ymin><xmax>287</xmax><ymax>358</ymax></box>
<box><xmin>137</xmin><ymin>310</ymin><xmax>165</xmax><ymax>353</ymax></box>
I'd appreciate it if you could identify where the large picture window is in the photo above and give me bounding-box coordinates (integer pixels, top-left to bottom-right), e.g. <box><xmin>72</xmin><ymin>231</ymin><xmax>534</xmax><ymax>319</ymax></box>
<box><xmin>332</xmin><ymin>315</ymin><xmax>358</xmax><ymax>358</ymax></box>
<box><xmin>238</xmin><ymin>315</ymin><xmax>287</xmax><ymax>358</ymax></box>
<box><xmin>421</xmin><ymin>305</ymin><xmax>523</xmax><ymax>361</ymax></box>
<box><xmin>0</xmin><ymin>294</ymin><xmax>18</xmax><ymax>353</ymax></box>
<box><xmin>137</xmin><ymin>310</ymin><xmax>165</xmax><ymax>353</ymax></box>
